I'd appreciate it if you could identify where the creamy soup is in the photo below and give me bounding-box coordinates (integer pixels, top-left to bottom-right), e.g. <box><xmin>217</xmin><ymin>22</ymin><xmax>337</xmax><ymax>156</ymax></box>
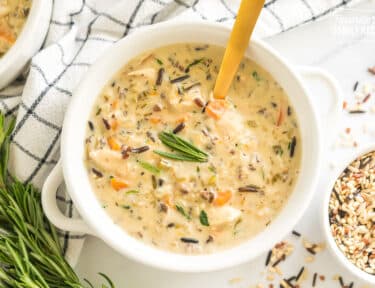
<box><xmin>0</xmin><ymin>0</ymin><xmax>31</xmax><ymax>56</ymax></box>
<box><xmin>85</xmin><ymin>43</ymin><xmax>301</xmax><ymax>254</ymax></box>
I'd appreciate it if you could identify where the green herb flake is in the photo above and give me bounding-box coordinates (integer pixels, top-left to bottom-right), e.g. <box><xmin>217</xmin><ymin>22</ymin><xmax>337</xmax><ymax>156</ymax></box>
<box><xmin>272</xmin><ymin>145</ymin><xmax>284</xmax><ymax>156</ymax></box>
<box><xmin>247</xmin><ymin>120</ymin><xmax>258</xmax><ymax>128</ymax></box>
<box><xmin>155</xmin><ymin>58</ymin><xmax>163</xmax><ymax>65</ymax></box>
<box><xmin>175</xmin><ymin>204</ymin><xmax>191</xmax><ymax>220</ymax></box>
<box><xmin>208</xmin><ymin>165</ymin><xmax>216</xmax><ymax>173</ymax></box>
<box><xmin>252</xmin><ymin>71</ymin><xmax>261</xmax><ymax>81</ymax></box>
<box><xmin>260</xmin><ymin>167</ymin><xmax>266</xmax><ymax>180</ymax></box>
<box><xmin>233</xmin><ymin>218</ymin><xmax>242</xmax><ymax>236</ymax></box>
<box><xmin>199</xmin><ymin>210</ymin><xmax>209</xmax><ymax>226</ymax></box>
<box><xmin>126</xmin><ymin>190</ymin><xmax>139</xmax><ymax>195</ymax></box>
<box><xmin>138</xmin><ymin>161</ymin><xmax>160</xmax><ymax>174</ymax></box>
<box><xmin>121</xmin><ymin>205</ymin><xmax>131</xmax><ymax>210</ymax></box>
<box><xmin>185</xmin><ymin>58</ymin><xmax>204</xmax><ymax>72</ymax></box>
<box><xmin>96</xmin><ymin>107</ymin><xmax>102</xmax><ymax>116</ymax></box>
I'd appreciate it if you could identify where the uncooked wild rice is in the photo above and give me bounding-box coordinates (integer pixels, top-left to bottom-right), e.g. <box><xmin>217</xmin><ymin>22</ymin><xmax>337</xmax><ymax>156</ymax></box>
<box><xmin>329</xmin><ymin>151</ymin><xmax>375</xmax><ymax>275</ymax></box>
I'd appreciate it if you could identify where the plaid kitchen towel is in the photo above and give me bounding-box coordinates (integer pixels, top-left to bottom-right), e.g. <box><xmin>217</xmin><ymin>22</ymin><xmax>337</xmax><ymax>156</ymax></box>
<box><xmin>0</xmin><ymin>0</ymin><xmax>359</xmax><ymax>266</ymax></box>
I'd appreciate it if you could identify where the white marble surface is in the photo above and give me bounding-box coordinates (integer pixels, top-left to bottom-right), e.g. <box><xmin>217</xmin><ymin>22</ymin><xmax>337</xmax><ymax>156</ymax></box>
<box><xmin>75</xmin><ymin>1</ymin><xmax>375</xmax><ymax>287</ymax></box>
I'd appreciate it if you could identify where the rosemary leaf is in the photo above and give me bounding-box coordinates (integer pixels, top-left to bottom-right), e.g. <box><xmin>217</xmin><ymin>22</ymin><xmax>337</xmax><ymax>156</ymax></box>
<box><xmin>160</xmin><ymin>132</ymin><xmax>208</xmax><ymax>156</ymax></box>
<box><xmin>126</xmin><ymin>190</ymin><xmax>139</xmax><ymax>195</ymax></box>
<box><xmin>138</xmin><ymin>161</ymin><xmax>160</xmax><ymax>174</ymax></box>
<box><xmin>185</xmin><ymin>58</ymin><xmax>204</xmax><ymax>73</ymax></box>
<box><xmin>175</xmin><ymin>204</ymin><xmax>191</xmax><ymax>220</ymax></box>
<box><xmin>153</xmin><ymin>150</ymin><xmax>207</xmax><ymax>162</ymax></box>
<box><xmin>155</xmin><ymin>132</ymin><xmax>208</xmax><ymax>162</ymax></box>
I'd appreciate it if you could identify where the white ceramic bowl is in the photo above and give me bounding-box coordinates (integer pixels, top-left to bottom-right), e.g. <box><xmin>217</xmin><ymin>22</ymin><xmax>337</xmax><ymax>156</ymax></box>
<box><xmin>42</xmin><ymin>21</ymin><xmax>342</xmax><ymax>272</ymax></box>
<box><xmin>323</xmin><ymin>145</ymin><xmax>375</xmax><ymax>285</ymax></box>
<box><xmin>0</xmin><ymin>0</ymin><xmax>52</xmax><ymax>89</ymax></box>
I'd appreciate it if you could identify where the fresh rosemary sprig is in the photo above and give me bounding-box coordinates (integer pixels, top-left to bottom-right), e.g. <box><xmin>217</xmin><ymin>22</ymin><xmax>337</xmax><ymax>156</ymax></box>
<box><xmin>0</xmin><ymin>114</ymin><xmax>15</xmax><ymax>189</ymax></box>
<box><xmin>154</xmin><ymin>132</ymin><xmax>208</xmax><ymax>162</ymax></box>
<box><xmin>0</xmin><ymin>113</ymin><xmax>115</xmax><ymax>287</ymax></box>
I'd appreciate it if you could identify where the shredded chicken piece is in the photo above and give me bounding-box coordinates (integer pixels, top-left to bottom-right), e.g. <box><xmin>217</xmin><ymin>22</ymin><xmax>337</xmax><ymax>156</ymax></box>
<box><xmin>127</xmin><ymin>68</ymin><xmax>156</xmax><ymax>79</ymax></box>
<box><xmin>207</xmin><ymin>206</ymin><xmax>241</xmax><ymax>226</ymax></box>
<box><xmin>89</xmin><ymin>149</ymin><xmax>127</xmax><ymax>177</ymax></box>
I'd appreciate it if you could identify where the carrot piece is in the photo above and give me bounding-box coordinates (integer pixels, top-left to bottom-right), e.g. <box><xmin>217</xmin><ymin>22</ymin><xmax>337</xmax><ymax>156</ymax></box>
<box><xmin>342</xmin><ymin>101</ymin><xmax>347</xmax><ymax>110</ymax></box>
<box><xmin>150</xmin><ymin>116</ymin><xmax>161</xmax><ymax>124</ymax></box>
<box><xmin>110</xmin><ymin>119</ymin><xmax>118</xmax><ymax>130</ymax></box>
<box><xmin>111</xmin><ymin>99</ymin><xmax>118</xmax><ymax>110</ymax></box>
<box><xmin>276</xmin><ymin>106</ymin><xmax>284</xmax><ymax>126</ymax></box>
<box><xmin>162</xmin><ymin>195</ymin><xmax>172</xmax><ymax>207</ymax></box>
<box><xmin>213</xmin><ymin>190</ymin><xmax>232</xmax><ymax>206</ymax></box>
<box><xmin>107</xmin><ymin>136</ymin><xmax>121</xmax><ymax>151</ymax></box>
<box><xmin>0</xmin><ymin>27</ymin><xmax>15</xmax><ymax>44</ymax></box>
<box><xmin>205</xmin><ymin>100</ymin><xmax>227</xmax><ymax>120</ymax></box>
<box><xmin>110</xmin><ymin>178</ymin><xmax>128</xmax><ymax>191</ymax></box>
<box><xmin>149</xmin><ymin>89</ymin><xmax>157</xmax><ymax>96</ymax></box>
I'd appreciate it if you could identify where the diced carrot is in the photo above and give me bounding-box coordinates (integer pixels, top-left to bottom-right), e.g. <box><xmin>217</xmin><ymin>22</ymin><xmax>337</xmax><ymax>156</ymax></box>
<box><xmin>111</xmin><ymin>99</ymin><xmax>118</xmax><ymax>110</ymax></box>
<box><xmin>110</xmin><ymin>119</ymin><xmax>118</xmax><ymax>130</ymax></box>
<box><xmin>150</xmin><ymin>116</ymin><xmax>161</xmax><ymax>124</ymax></box>
<box><xmin>177</xmin><ymin>114</ymin><xmax>188</xmax><ymax>123</ymax></box>
<box><xmin>276</xmin><ymin>106</ymin><xmax>284</xmax><ymax>126</ymax></box>
<box><xmin>342</xmin><ymin>101</ymin><xmax>347</xmax><ymax>110</ymax></box>
<box><xmin>110</xmin><ymin>177</ymin><xmax>128</xmax><ymax>191</ymax></box>
<box><xmin>162</xmin><ymin>195</ymin><xmax>172</xmax><ymax>207</ymax></box>
<box><xmin>0</xmin><ymin>27</ymin><xmax>15</xmax><ymax>44</ymax></box>
<box><xmin>107</xmin><ymin>136</ymin><xmax>121</xmax><ymax>151</ymax></box>
<box><xmin>205</xmin><ymin>100</ymin><xmax>227</xmax><ymax>120</ymax></box>
<box><xmin>213</xmin><ymin>190</ymin><xmax>232</xmax><ymax>206</ymax></box>
<box><xmin>149</xmin><ymin>89</ymin><xmax>157</xmax><ymax>96</ymax></box>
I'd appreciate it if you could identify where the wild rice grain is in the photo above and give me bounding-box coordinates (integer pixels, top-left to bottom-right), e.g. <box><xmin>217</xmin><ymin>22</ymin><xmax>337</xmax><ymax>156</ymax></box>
<box><xmin>312</xmin><ymin>272</ymin><xmax>317</xmax><ymax>287</ymax></box>
<box><xmin>265</xmin><ymin>250</ymin><xmax>272</xmax><ymax>266</ymax></box>
<box><xmin>292</xmin><ymin>230</ymin><xmax>301</xmax><ymax>237</ymax></box>
<box><xmin>170</xmin><ymin>74</ymin><xmax>190</xmax><ymax>83</ymax></box>
<box><xmin>180</xmin><ymin>237</ymin><xmax>199</xmax><ymax>244</ymax></box>
<box><xmin>295</xmin><ymin>267</ymin><xmax>305</xmax><ymax>281</ymax></box>
<box><xmin>88</xmin><ymin>121</ymin><xmax>94</xmax><ymax>131</ymax></box>
<box><xmin>353</xmin><ymin>81</ymin><xmax>359</xmax><ymax>91</ymax></box>
<box><xmin>339</xmin><ymin>276</ymin><xmax>344</xmax><ymax>287</ymax></box>
<box><xmin>92</xmin><ymin>168</ymin><xmax>103</xmax><ymax>178</ymax></box>
<box><xmin>102</xmin><ymin>118</ymin><xmax>111</xmax><ymax>130</ymax></box>
<box><xmin>156</xmin><ymin>68</ymin><xmax>164</xmax><ymax>85</ymax></box>
<box><xmin>173</xmin><ymin>122</ymin><xmax>185</xmax><ymax>134</ymax></box>
<box><xmin>289</xmin><ymin>136</ymin><xmax>296</xmax><ymax>158</ymax></box>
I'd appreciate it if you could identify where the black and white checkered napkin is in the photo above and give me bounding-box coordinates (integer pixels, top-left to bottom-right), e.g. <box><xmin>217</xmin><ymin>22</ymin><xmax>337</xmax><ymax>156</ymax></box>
<box><xmin>0</xmin><ymin>0</ymin><xmax>357</xmax><ymax>266</ymax></box>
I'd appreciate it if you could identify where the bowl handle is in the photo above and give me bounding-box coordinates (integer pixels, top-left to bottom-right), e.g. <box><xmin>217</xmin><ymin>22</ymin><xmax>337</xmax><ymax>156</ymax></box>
<box><xmin>42</xmin><ymin>160</ymin><xmax>95</xmax><ymax>235</ymax></box>
<box><xmin>297</xmin><ymin>66</ymin><xmax>342</xmax><ymax>143</ymax></box>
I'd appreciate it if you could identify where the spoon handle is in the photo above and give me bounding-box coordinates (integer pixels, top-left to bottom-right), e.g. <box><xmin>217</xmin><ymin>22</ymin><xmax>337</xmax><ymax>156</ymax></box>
<box><xmin>214</xmin><ymin>0</ymin><xmax>264</xmax><ymax>99</ymax></box>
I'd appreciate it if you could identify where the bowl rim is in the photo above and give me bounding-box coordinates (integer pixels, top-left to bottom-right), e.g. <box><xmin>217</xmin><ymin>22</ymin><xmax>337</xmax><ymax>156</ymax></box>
<box><xmin>0</xmin><ymin>0</ymin><xmax>52</xmax><ymax>89</ymax></box>
<box><xmin>61</xmin><ymin>20</ymin><xmax>322</xmax><ymax>272</ymax></box>
<box><xmin>322</xmin><ymin>144</ymin><xmax>375</xmax><ymax>284</ymax></box>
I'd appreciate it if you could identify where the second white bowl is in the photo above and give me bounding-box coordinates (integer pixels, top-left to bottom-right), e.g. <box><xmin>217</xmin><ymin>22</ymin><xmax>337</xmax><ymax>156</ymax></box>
<box><xmin>0</xmin><ymin>0</ymin><xmax>52</xmax><ymax>89</ymax></box>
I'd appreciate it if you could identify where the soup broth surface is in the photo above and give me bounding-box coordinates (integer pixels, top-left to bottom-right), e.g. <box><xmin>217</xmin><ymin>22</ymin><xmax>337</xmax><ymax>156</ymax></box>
<box><xmin>0</xmin><ymin>0</ymin><xmax>31</xmax><ymax>56</ymax></box>
<box><xmin>85</xmin><ymin>43</ymin><xmax>301</xmax><ymax>254</ymax></box>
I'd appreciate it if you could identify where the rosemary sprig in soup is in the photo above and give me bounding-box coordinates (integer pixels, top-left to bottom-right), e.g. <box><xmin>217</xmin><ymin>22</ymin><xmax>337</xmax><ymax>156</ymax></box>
<box><xmin>154</xmin><ymin>131</ymin><xmax>208</xmax><ymax>162</ymax></box>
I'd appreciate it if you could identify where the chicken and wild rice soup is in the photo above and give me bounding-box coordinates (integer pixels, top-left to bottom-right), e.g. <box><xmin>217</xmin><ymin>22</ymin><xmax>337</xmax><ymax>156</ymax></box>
<box><xmin>0</xmin><ymin>0</ymin><xmax>31</xmax><ymax>56</ymax></box>
<box><xmin>85</xmin><ymin>43</ymin><xmax>301</xmax><ymax>254</ymax></box>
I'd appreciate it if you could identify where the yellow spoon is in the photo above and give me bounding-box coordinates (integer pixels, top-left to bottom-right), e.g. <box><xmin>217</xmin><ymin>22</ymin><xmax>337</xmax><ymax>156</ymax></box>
<box><xmin>213</xmin><ymin>0</ymin><xmax>265</xmax><ymax>99</ymax></box>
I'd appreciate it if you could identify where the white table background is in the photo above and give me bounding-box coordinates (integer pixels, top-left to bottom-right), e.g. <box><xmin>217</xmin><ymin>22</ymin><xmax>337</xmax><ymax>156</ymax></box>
<box><xmin>75</xmin><ymin>1</ymin><xmax>375</xmax><ymax>287</ymax></box>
